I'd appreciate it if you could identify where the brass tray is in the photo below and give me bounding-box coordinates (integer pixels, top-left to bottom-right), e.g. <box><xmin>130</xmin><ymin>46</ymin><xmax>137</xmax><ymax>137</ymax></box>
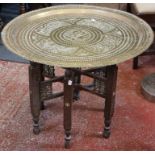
<box><xmin>1</xmin><ymin>5</ymin><xmax>154</xmax><ymax>67</ymax></box>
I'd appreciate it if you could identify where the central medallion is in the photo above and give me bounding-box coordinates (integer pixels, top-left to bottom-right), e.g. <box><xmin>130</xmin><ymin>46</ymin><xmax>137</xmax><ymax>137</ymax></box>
<box><xmin>31</xmin><ymin>17</ymin><xmax>125</xmax><ymax>58</ymax></box>
<box><xmin>50</xmin><ymin>25</ymin><xmax>104</xmax><ymax>47</ymax></box>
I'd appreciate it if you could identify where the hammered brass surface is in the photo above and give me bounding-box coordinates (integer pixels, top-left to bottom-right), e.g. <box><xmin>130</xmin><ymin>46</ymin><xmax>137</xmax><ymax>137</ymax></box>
<box><xmin>1</xmin><ymin>5</ymin><xmax>154</xmax><ymax>67</ymax></box>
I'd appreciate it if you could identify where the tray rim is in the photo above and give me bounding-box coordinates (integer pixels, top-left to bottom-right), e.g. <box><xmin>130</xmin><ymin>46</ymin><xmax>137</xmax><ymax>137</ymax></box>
<box><xmin>1</xmin><ymin>4</ymin><xmax>154</xmax><ymax>68</ymax></box>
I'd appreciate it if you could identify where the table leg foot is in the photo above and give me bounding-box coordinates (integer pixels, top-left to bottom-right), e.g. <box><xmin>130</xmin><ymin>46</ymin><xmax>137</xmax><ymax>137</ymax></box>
<box><xmin>64</xmin><ymin>131</ymin><xmax>71</xmax><ymax>149</ymax></box>
<box><xmin>33</xmin><ymin>121</ymin><xmax>40</xmax><ymax>135</ymax></box>
<box><xmin>103</xmin><ymin>126</ymin><xmax>111</xmax><ymax>138</ymax></box>
<box><xmin>64</xmin><ymin>140</ymin><xmax>70</xmax><ymax>149</ymax></box>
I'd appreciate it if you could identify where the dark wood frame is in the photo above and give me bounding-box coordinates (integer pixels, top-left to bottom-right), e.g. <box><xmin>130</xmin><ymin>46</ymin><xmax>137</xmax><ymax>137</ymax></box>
<box><xmin>29</xmin><ymin>62</ymin><xmax>118</xmax><ymax>148</ymax></box>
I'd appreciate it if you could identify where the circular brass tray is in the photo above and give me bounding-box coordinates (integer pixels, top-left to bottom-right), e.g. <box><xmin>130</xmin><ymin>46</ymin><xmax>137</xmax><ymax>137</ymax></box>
<box><xmin>1</xmin><ymin>5</ymin><xmax>154</xmax><ymax>67</ymax></box>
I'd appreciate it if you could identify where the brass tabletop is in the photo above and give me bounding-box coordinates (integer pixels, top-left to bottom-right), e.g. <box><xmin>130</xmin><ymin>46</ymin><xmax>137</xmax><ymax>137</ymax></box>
<box><xmin>1</xmin><ymin>5</ymin><xmax>154</xmax><ymax>67</ymax></box>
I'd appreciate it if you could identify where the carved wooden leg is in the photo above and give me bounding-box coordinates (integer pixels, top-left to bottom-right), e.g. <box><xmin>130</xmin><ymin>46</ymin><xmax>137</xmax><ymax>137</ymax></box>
<box><xmin>73</xmin><ymin>68</ymin><xmax>81</xmax><ymax>100</ymax></box>
<box><xmin>133</xmin><ymin>56</ymin><xmax>139</xmax><ymax>69</ymax></box>
<box><xmin>64</xmin><ymin>69</ymin><xmax>74</xmax><ymax>148</ymax></box>
<box><xmin>103</xmin><ymin>65</ymin><xmax>118</xmax><ymax>138</ymax></box>
<box><xmin>29</xmin><ymin>62</ymin><xmax>42</xmax><ymax>134</ymax></box>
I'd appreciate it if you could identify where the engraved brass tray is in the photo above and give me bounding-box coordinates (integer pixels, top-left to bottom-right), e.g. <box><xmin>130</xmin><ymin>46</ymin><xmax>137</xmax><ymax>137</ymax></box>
<box><xmin>1</xmin><ymin>5</ymin><xmax>154</xmax><ymax>67</ymax></box>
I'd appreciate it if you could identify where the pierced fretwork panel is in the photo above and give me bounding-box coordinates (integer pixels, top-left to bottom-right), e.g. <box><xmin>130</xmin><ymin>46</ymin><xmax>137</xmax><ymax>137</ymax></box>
<box><xmin>40</xmin><ymin>82</ymin><xmax>53</xmax><ymax>101</ymax></box>
<box><xmin>93</xmin><ymin>68</ymin><xmax>106</xmax><ymax>95</ymax></box>
<box><xmin>43</xmin><ymin>65</ymin><xmax>55</xmax><ymax>78</ymax></box>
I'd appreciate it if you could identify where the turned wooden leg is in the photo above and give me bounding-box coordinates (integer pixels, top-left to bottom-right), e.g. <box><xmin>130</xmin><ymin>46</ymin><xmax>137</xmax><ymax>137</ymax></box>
<box><xmin>103</xmin><ymin>65</ymin><xmax>118</xmax><ymax>138</ymax></box>
<box><xmin>64</xmin><ymin>69</ymin><xmax>74</xmax><ymax>148</ymax></box>
<box><xmin>29</xmin><ymin>62</ymin><xmax>42</xmax><ymax>134</ymax></box>
<box><xmin>133</xmin><ymin>56</ymin><xmax>139</xmax><ymax>69</ymax></box>
<box><xmin>73</xmin><ymin>68</ymin><xmax>81</xmax><ymax>101</ymax></box>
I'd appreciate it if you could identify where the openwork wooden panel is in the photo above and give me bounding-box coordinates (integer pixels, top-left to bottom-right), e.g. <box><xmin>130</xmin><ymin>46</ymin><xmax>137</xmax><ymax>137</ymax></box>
<box><xmin>40</xmin><ymin>81</ymin><xmax>53</xmax><ymax>101</ymax></box>
<box><xmin>93</xmin><ymin>69</ymin><xmax>106</xmax><ymax>95</ymax></box>
<box><xmin>43</xmin><ymin>65</ymin><xmax>55</xmax><ymax>78</ymax></box>
<box><xmin>2</xmin><ymin>5</ymin><xmax>154</xmax><ymax>67</ymax></box>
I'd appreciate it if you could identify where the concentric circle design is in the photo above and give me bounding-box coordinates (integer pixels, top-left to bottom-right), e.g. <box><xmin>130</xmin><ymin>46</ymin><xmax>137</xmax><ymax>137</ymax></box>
<box><xmin>50</xmin><ymin>25</ymin><xmax>104</xmax><ymax>47</ymax></box>
<box><xmin>1</xmin><ymin>5</ymin><xmax>154</xmax><ymax>67</ymax></box>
